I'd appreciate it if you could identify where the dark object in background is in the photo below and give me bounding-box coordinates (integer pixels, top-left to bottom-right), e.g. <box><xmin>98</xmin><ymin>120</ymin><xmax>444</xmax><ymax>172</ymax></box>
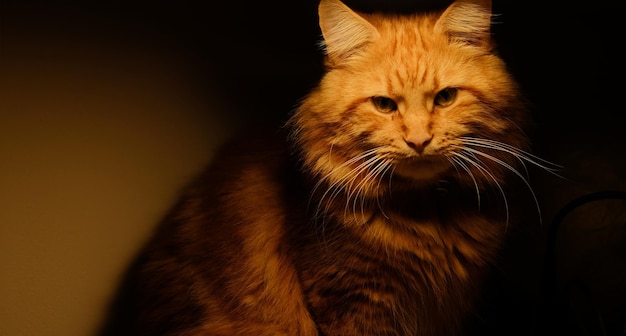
<box><xmin>539</xmin><ymin>191</ymin><xmax>626</xmax><ymax>336</ymax></box>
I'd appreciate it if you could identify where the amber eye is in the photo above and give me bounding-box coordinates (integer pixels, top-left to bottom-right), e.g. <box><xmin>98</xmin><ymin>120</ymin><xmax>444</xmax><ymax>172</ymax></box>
<box><xmin>434</xmin><ymin>87</ymin><xmax>458</xmax><ymax>107</ymax></box>
<box><xmin>371</xmin><ymin>96</ymin><xmax>398</xmax><ymax>113</ymax></box>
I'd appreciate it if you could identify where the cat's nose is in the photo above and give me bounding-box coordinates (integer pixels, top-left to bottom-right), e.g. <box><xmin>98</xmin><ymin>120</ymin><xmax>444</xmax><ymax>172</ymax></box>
<box><xmin>405</xmin><ymin>134</ymin><xmax>433</xmax><ymax>154</ymax></box>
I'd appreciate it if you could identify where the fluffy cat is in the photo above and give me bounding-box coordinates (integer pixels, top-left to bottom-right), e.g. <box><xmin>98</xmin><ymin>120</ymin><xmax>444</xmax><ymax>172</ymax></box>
<box><xmin>109</xmin><ymin>0</ymin><xmax>554</xmax><ymax>335</ymax></box>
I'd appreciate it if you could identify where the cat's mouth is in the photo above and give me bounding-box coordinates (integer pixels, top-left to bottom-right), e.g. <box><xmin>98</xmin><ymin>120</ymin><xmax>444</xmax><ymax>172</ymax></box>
<box><xmin>393</xmin><ymin>156</ymin><xmax>450</xmax><ymax>182</ymax></box>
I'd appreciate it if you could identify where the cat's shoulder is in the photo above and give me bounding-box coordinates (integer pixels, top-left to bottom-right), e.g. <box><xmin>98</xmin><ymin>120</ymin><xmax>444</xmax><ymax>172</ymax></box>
<box><xmin>206</xmin><ymin>124</ymin><xmax>291</xmax><ymax>175</ymax></box>
<box><xmin>217</xmin><ymin>124</ymin><xmax>290</xmax><ymax>159</ymax></box>
<box><xmin>190</xmin><ymin>124</ymin><xmax>297</xmax><ymax>195</ymax></box>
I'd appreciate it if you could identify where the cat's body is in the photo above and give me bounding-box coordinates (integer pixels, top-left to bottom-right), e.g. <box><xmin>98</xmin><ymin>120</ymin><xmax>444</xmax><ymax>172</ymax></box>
<box><xmin>116</xmin><ymin>0</ymin><xmax>541</xmax><ymax>335</ymax></box>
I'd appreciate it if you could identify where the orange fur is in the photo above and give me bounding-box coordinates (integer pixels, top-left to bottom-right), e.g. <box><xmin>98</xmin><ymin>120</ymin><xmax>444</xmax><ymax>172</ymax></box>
<box><xmin>115</xmin><ymin>0</ymin><xmax>535</xmax><ymax>335</ymax></box>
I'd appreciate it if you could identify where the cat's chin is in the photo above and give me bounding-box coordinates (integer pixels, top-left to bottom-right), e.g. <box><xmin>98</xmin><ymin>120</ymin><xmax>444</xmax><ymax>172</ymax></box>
<box><xmin>393</xmin><ymin>157</ymin><xmax>450</xmax><ymax>184</ymax></box>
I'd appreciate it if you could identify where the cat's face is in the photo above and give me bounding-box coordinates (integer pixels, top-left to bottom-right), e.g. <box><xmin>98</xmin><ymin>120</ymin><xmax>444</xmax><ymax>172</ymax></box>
<box><xmin>291</xmin><ymin>0</ymin><xmax>528</xmax><ymax>198</ymax></box>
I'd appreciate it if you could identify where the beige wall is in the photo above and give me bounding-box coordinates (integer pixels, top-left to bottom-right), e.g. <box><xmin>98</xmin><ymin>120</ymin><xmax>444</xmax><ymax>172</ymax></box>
<box><xmin>0</xmin><ymin>6</ymin><xmax>237</xmax><ymax>336</ymax></box>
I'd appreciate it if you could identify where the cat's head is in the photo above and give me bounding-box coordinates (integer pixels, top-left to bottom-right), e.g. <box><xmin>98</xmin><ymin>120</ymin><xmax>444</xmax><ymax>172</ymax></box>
<box><xmin>290</xmin><ymin>0</ymin><xmax>529</xmax><ymax>198</ymax></box>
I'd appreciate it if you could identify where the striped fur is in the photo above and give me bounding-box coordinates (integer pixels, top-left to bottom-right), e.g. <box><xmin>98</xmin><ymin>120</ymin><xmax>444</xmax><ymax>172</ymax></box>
<box><xmin>119</xmin><ymin>0</ymin><xmax>553</xmax><ymax>335</ymax></box>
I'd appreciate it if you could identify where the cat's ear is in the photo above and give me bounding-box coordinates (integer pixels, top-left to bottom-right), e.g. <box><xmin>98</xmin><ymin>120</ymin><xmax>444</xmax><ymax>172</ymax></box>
<box><xmin>318</xmin><ymin>0</ymin><xmax>380</xmax><ymax>65</ymax></box>
<box><xmin>435</xmin><ymin>0</ymin><xmax>493</xmax><ymax>47</ymax></box>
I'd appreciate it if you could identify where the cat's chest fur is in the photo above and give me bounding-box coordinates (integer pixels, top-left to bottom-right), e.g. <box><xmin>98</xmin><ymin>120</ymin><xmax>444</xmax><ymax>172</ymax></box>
<box><xmin>291</xmin><ymin>184</ymin><xmax>505</xmax><ymax>335</ymax></box>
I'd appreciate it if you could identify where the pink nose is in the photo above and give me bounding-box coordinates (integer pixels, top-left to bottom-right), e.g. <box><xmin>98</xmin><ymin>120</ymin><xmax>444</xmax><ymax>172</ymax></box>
<box><xmin>405</xmin><ymin>133</ymin><xmax>433</xmax><ymax>154</ymax></box>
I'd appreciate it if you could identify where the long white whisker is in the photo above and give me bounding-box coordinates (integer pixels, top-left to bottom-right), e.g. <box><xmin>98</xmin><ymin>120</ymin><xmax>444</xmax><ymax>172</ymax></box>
<box><xmin>464</xmin><ymin>138</ymin><xmax>533</xmax><ymax>177</ymax></box>
<box><xmin>349</xmin><ymin>150</ymin><xmax>393</xmax><ymax>221</ymax></box>
<box><xmin>347</xmin><ymin>156</ymin><xmax>380</xmax><ymax>219</ymax></box>
<box><xmin>312</xmin><ymin>148</ymin><xmax>380</xmax><ymax>222</ymax></box>
<box><xmin>310</xmin><ymin>146</ymin><xmax>388</xmax><ymax>223</ymax></box>
<box><xmin>344</xmin><ymin>153</ymin><xmax>383</xmax><ymax>218</ymax></box>
<box><xmin>358</xmin><ymin>161</ymin><xmax>387</xmax><ymax>220</ymax></box>
<box><xmin>375</xmin><ymin>159</ymin><xmax>393</xmax><ymax>219</ymax></box>
<box><xmin>461</xmin><ymin>145</ymin><xmax>542</xmax><ymax>224</ymax></box>
<box><xmin>363</xmin><ymin>156</ymin><xmax>392</xmax><ymax>218</ymax></box>
<box><xmin>452</xmin><ymin>148</ymin><xmax>510</xmax><ymax>225</ymax></box>
<box><xmin>313</xmin><ymin>147</ymin><xmax>389</xmax><ymax>247</ymax></box>
<box><xmin>448</xmin><ymin>155</ymin><xmax>481</xmax><ymax>207</ymax></box>
<box><xmin>460</xmin><ymin>137</ymin><xmax>562</xmax><ymax>176</ymax></box>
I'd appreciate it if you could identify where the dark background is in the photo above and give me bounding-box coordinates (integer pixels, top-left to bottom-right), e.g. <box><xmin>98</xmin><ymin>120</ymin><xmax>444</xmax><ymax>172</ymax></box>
<box><xmin>3</xmin><ymin>0</ymin><xmax>623</xmax><ymax>132</ymax></box>
<box><xmin>1</xmin><ymin>1</ymin><xmax>624</xmax><ymax>335</ymax></box>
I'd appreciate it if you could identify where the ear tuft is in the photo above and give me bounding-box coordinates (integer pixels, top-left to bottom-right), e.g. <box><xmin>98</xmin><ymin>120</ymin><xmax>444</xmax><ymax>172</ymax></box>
<box><xmin>318</xmin><ymin>0</ymin><xmax>379</xmax><ymax>64</ymax></box>
<box><xmin>435</xmin><ymin>0</ymin><xmax>493</xmax><ymax>47</ymax></box>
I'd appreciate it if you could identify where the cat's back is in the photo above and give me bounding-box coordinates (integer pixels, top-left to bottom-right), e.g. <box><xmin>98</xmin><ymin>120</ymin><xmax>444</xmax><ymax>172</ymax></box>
<box><xmin>126</xmin><ymin>127</ymin><xmax>318</xmax><ymax>335</ymax></box>
<box><xmin>150</xmin><ymin>126</ymin><xmax>295</xmax><ymax>251</ymax></box>
<box><xmin>192</xmin><ymin>126</ymin><xmax>297</xmax><ymax>219</ymax></box>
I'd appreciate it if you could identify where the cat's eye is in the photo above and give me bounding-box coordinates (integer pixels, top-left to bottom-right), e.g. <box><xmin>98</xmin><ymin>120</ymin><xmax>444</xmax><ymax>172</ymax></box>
<box><xmin>434</xmin><ymin>87</ymin><xmax>458</xmax><ymax>107</ymax></box>
<box><xmin>371</xmin><ymin>96</ymin><xmax>398</xmax><ymax>113</ymax></box>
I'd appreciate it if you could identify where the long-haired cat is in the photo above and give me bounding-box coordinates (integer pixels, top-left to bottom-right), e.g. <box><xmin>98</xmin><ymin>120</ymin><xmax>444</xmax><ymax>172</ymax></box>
<box><xmin>109</xmin><ymin>0</ymin><xmax>554</xmax><ymax>335</ymax></box>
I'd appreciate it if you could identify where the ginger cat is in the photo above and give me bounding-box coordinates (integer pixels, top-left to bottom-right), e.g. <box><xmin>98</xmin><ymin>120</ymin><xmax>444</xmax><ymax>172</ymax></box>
<box><xmin>105</xmin><ymin>0</ymin><xmax>555</xmax><ymax>335</ymax></box>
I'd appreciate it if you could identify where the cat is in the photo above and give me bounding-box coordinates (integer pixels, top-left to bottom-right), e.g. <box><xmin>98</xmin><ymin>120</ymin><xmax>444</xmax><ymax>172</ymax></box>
<box><xmin>106</xmin><ymin>0</ymin><xmax>556</xmax><ymax>335</ymax></box>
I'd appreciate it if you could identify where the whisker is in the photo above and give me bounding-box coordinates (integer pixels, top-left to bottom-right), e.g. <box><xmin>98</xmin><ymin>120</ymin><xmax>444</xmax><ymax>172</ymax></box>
<box><xmin>451</xmin><ymin>149</ymin><xmax>510</xmax><ymax>226</ymax></box>
<box><xmin>367</xmin><ymin>157</ymin><xmax>393</xmax><ymax>218</ymax></box>
<box><xmin>463</xmin><ymin>137</ymin><xmax>534</xmax><ymax>176</ymax></box>
<box><xmin>460</xmin><ymin>145</ymin><xmax>542</xmax><ymax>224</ymax></box>
<box><xmin>310</xmin><ymin>149</ymin><xmax>371</xmax><ymax>227</ymax></box>
<box><xmin>375</xmin><ymin>159</ymin><xmax>394</xmax><ymax>219</ymax></box>
<box><xmin>460</xmin><ymin>136</ymin><xmax>562</xmax><ymax>177</ymax></box>
<box><xmin>344</xmin><ymin>152</ymin><xmax>384</xmax><ymax>215</ymax></box>
<box><xmin>448</xmin><ymin>156</ymin><xmax>481</xmax><ymax>208</ymax></box>
<box><xmin>314</xmin><ymin>148</ymin><xmax>380</xmax><ymax>209</ymax></box>
<box><xmin>312</xmin><ymin>147</ymin><xmax>385</xmax><ymax>247</ymax></box>
<box><xmin>311</xmin><ymin>146</ymin><xmax>390</xmax><ymax>224</ymax></box>
<box><xmin>348</xmin><ymin>150</ymin><xmax>393</xmax><ymax>221</ymax></box>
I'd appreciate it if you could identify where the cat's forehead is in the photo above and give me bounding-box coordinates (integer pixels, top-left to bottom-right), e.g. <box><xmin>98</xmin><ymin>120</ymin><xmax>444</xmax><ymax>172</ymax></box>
<box><xmin>369</xmin><ymin>13</ymin><xmax>442</xmax><ymax>45</ymax></box>
<box><xmin>362</xmin><ymin>16</ymin><xmax>455</xmax><ymax>68</ymax></box>
<box><xmin>359</xmin><ymin>23</ymin><xmax>451</xmax><ymax>88</ymax></box>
